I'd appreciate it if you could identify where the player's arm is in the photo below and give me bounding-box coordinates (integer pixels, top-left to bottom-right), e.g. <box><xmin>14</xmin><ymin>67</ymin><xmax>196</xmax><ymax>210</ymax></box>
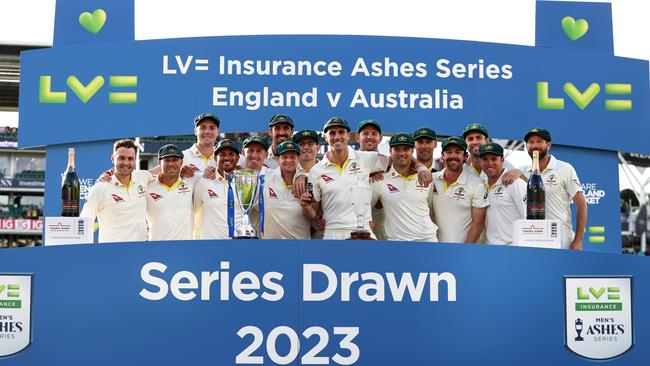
<box><xmin>465</xmin><ymin>206</ymin><xmax>486</xmax><ymax>243</ymax></box>
<box><xmin>570</xmin><ymin>191</ymin><xmax>588</xmax><ymax>250</ymax></box>
<box><xmin>79</xmin><ymin>182</ymin><xmax>102</xmax><ymax>226</ymax></box>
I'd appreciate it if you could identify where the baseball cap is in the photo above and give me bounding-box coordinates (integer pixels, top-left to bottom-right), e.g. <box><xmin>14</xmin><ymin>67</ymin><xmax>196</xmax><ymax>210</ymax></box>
<box><xmin>441</xmin><ymin>136</ymin><xmax>468</xmax><ymax>151</ymax></box>
<box><xmin>389</xmin><ymin>133</ymin><xmax>415</xmax><ymax>147</ymax></box>
<box><xmin>323</xmin><ymin>117</ymin><xmax>351</xmax><ymax>132</ymax></box>
<box><xmin>268</xmin><ymin>114</ymin><xmax>294</xmax><ymax>128</ymax></box>
<box><xmin>293</xmin><ymin>130</ymin><xmax>320</xmax><ymax>143</ymax></box>
<box><xmin>478</xmin><ymin>142</ymin><xmax>504</xmax><ymax>157</ymax></box>
<box><xmin>357</xmin><ymin>119</ymin><xmax>382</xmax><ymax>134</ymax></box>
<box><xmin>462</xmin><ymin>123</ymin><xmax>489</xmax><ymax>138</ymax></box>
<box><xmin>214</xmin><ymin>139</ymin><xmax>240</xmax><ymax>155</ymax></box>
<box><xmin>276</xmin><ymin>141</ymin><xmax>301</xmax><ymax>156</ymax></box>
<box><xmin>194</xmin><ymin>113</ymin><xmax>220</xmax><ymax>127</ymax></box>
<box><xmin>524</xmin><ymin>127</ymin><xmax>552</xmax><ymax>142</ymax></box>
<box><xmin>242</xmin><ymin>136</ymin><xmax>270</xmax><ymax>150</ymax></box>
<box><xmin>158</xmin><ymin>144</ymin><xmax>184</xmax><ymax>159</ymax></box>
<box><xmin>413</xmin><ymin>127</ymin><xmax>437</xmax><ymax>140</ymax></box>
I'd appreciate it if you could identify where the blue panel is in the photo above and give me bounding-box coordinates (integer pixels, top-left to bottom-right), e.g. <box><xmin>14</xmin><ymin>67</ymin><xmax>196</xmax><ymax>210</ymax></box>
<box><xmin>536</xmin><ymin>1</ymin><xmax>613</xmax><ymax>54</ymax></box>
<box><xmin>53</xmin><ymin>0</ymin><xmax>134</xmax><ymax>46</ymax></box>
<box><xmin>18</xmin><ymin>36</ymin><xmax>650</xmax><ymax>153</ymax></box>
<box><xmin>0</xmin><ymin>241</ymin><xmax>648</xmax><ymax>365</ymax></box>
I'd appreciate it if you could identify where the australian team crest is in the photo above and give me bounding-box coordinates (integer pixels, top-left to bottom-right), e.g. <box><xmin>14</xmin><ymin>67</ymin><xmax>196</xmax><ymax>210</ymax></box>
<box><xmin>564</xmin><ymin>276</ymin><xmax>633</xmax><ymax>360</ymax></box>
<box><xmin>0</xmin><ymin>274</ymin><xmax>33</xmax><ymax>357</ymax></box>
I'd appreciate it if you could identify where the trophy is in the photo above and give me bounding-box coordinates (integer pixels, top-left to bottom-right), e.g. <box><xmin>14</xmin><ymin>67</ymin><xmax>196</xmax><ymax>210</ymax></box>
<box><xmin>231</xmin><ymin>170</ymin><xmax>261</xmax><ymax>239</ymax></box>
<box><xmin>574</xmin><ymin>318</ymin><xmax>584</xmax><ymax>341</ymax></box>
<box><xmin>348</xmin><ymin>173</ymin><xmax>374</xmax><ymax>240</ymax></box>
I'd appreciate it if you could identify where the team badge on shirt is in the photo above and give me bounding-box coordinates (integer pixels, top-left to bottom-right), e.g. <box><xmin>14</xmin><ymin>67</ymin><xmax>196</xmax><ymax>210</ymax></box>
<box><xmin>207</xmin><ymin>189</ymin><xmax>219</xmax><ymax>199</ymax></box>
<box><xmin>149</xmin><ymin>193</ymin><xmax>163</xmax><ymax>201</ymax></box>
<box><xmin>178</xmin><ymin>181</ymin><xmax>190</xmax><ymax>193</ymax></box>
<box><xmin>111</xmin><ymin>194</ymin><xmax>124</xmax><ymax>203</ymax></box>
<box><xmin>547</xmin><ymin>174</ymin><xmax>558</xmax><ymax>186</ymax></box>
<box><xmin>349</xmin><ymin>162</ymin><xmax>361</xmax><ymax>173</ymax></box>
<box><xmin>387</xmin><ymin>184</ymin><xmax>399</xmax><ymax>193</ymax></box>
<box><xmin>268</xmin><ymin>188</ymin><xmax>278</xmax><ymax>199</ymax></box>
<box><xmin>137</xmin><ymin>185</ymin><xmax>145</xmax><ymax>195</ymax></box>
<box><xmin>494</xmin><ymin>186</ymin><xmax>504</xmax><ymax>197</ymax></box>
<box><xmin>453</xmin><ymin>187</ymin><xmax>466</xmax><ymax>198</ymax></box>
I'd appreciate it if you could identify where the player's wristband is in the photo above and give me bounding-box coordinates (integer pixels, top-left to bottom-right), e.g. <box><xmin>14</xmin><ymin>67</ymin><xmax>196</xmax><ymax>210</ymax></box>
<box><xmin>417</xmin><ymin>166</ymin><xmax>428</xmax><ymax>173</ymax></box>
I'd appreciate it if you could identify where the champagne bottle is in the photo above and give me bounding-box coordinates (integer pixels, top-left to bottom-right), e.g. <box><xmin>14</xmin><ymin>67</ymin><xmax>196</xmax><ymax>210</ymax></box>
<box><xmin>526</xmin><ymin>150</ymin><xmax>545</xmax><ymax>219</ymax></box>
<box><xmin>61</xmin><ymin>148</ymin><xmax>81</xmax><ymax>217</ymax></box>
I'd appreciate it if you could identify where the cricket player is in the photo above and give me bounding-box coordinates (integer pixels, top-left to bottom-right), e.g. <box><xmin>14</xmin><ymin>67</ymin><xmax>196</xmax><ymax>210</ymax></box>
<box><xmin>293</xmin><ymin>129</ymin><xmax>321</xmax><ymax>173</ymax></box>
<box><xmin>263</xmin><ymin>141</ymin><xmax>311</xmax><ymax>239</ymax></box>
<box><xmin>413</xmin><ymin>127</ymin><xmax>439</xmax><ymax>172</ymax></box>
<box><xmin>479</xmin><ymin>142</ymin><xmax>527</xmax><ymax>245</ymax></box>
<box><xmin>430</xmin><ymin>136</ymin><xmax>488</xmax><ymax>243</ymax></box>
<box><xmin>304</xmin><ymin>117</ymin><xmax>431</xmax><ymax>240</ymax></box>
<box><xmin>264</xmin><ymin>114</ymin><xmax>295</xmax><ymax>169</ymax></box>
<box><xmin>193</xmin><ymin>139</ymin><xmax>242</xmax><ymax>240</ymax></box>
<box><xmin>146</xmin><ymin>144</ymin><xmax>199</xmax><ymax>241</ymax></box>
<box><xmin>242</xmin><ymin>136</ymin><xmax>272</xmax><ymax>174</ymax></box>
<box><xmin>356</xmin><ymin>119</ymin><xmax>387</xmax><ymax>240</ymax></box>
<box><xmin>183</xmin><ymin>112</ymin><xmax>221</xmax><ymax>173</ymax></box>
<box><xmin>521</xmin><ymin>128</ymin><xmax>587</xmax><ymax>250</ymax></box>
<box><xmin>80</xmin><ymin>139</ymin><xmax>153</xmax><ymax>243</ymax></box>
<box><xmin>378</xmin><ymin>133</ymin><xmax>438</xmax><ymax>242</ymax></box>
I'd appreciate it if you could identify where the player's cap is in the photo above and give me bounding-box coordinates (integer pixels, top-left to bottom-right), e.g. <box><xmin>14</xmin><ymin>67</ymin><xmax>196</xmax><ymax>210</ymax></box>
<box><xmin>214</xmin><ymin>139</ymin><xmax>240</xmax><ymax>155</ymax></box>
<box><xmin>524</xmin><ymin>127</ymin><xmax>552</xmax><ymax>142</ymax></box>
<box><xmin>194</xmin><ymin>112</ymin><xmax>220</xmax><ymax>127</ymax></box>
<box><xmin>441</xmin><ymin>136</ymin><xmax>468</xmax><ymax>151</ymax></box>
<box><xmin>268</xmin><ymin>114</ymin><xmax>294</xmax><ymax>128</ymax></box>
<box><xmin>276</xmin><ymin>141</ymin><xmax>301</xmax><ymax>156</ymax></box>
<box><xmin>412</xmin><ymin>127</ymin><xmax>437</xmax><ymax>140</ymax></box>
<box><xmin>158</xmin><ymin>144</ymin><xmax>184</xmax><ymax>159</ymax></box>
<box><xmin>293</xmin><ymin>130</ymin><xmax>320</xmax><ymax>144</ymax></box>
<box><xmin>323</xmin><ymin>117</ymin><xmax>351</xmax><ymax>132</ymax></box>
<box><xmin>389</xmin><ymin>133</ymin><xmax>415</xmax><ymax>148</ymax></box>
<box><xmin>462</xmin><ymin>123</ymin><xmax>489</xmax><ymax>138</ymax></box>
<box><xmin>242</xmin><ymin>136</ymin><xmax>270</xmax><ymax>150</ymax></box>
<box><xmin>478</xmin><ymin>142</ymin><xmax>504</xmax><ymax>157</ymax></box>
<box><xmin>356</xmin><ymin>119</ymin><xmax>382</xmax><ymax>134</ymax></box>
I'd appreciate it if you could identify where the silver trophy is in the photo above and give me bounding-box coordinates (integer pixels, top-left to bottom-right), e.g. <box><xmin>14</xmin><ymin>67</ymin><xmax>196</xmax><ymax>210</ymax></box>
<box><xmin>349</xmin><ymin>173</ymin><xmax>373</xmax><ymax>240</ymax></box>
<box><xmin>232</xmin><ymin>170</ymin><xmax>261</xmax><ymax>239</ymax></box>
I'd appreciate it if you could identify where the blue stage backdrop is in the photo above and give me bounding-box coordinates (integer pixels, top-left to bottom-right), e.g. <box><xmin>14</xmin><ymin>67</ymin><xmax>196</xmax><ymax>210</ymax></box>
<box><xmin>3</xmin><ymin>0</ymin><xmax>649</xmax><ymax>365</ymax></box>
<box><xmin>1</xmin><ymin>240</ymin><xmax>649</xmax><ymax>365</ymax></box>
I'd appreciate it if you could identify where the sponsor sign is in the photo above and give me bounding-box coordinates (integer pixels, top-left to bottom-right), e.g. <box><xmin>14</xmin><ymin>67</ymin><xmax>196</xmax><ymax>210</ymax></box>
<box><xmin>565</xmin><ymin>277</ymin><xmax>633</xmax><ymax>360</ymax></box>
<box><xmin>0</xmin><ymin>274</ymin><xmax>32</xmax><ymax>358</ymax></box>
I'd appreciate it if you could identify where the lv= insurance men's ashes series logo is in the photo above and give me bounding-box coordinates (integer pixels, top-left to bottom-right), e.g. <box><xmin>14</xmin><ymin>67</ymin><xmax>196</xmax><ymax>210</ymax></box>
<box><xmin>0</xmin><ymin>274</ymin><xmax>33</xmax><ymax>357</ymax></box>
<box><xmin>564</xmin><ymin>277</ymin><xmax>633</xmax><ymax>360</ymax></box>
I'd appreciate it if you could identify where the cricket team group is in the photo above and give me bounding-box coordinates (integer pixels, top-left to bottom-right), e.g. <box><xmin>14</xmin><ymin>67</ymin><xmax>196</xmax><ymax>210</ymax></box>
<box><xmin>79</xmin><ymin>113</ymin><xmax>587</xmax><ymax>250</ymax></box>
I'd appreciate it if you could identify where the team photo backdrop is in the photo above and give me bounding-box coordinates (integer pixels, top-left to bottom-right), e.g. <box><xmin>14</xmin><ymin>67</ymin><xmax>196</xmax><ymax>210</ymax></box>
<box><xmin>2</xmin><ymin>0</ymin><xmax>649</xmax><ymax>364</ymax></box>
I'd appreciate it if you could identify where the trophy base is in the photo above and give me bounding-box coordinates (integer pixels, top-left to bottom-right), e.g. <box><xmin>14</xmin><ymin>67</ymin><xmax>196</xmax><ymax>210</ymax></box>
<box><xmin>233</xmin><ymin>236</ymin><xmax>259</xmax><ymax>240</ymax></box>
<box><xmin>233</xmin><ymin>225</ymin><xmax>259</xmax><ymax>240</ymax></box>
<box><xmin>348</xmin><ymin>230</ymin><xmax>374</xmax><ymax>240</ymax></box>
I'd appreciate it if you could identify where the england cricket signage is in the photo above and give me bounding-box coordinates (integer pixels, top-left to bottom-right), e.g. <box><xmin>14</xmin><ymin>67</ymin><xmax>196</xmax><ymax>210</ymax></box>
<box><xmin>564</xmin><ymin>277</ymin><xmax>633</xmax><ymax>360</ymax></box>
<box><xmin>0</xmin><ymin>274</ymin><xmax>32</xmax><ymax>358</ymax></box>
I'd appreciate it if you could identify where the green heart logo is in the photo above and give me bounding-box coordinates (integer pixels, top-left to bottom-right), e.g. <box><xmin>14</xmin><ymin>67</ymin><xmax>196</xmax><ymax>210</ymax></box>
<box><xmin>66</xmin><ymin>76</ymin><xmax>105</xmax><ymax>103</ymax></box>
<box><xmin>79</xmin><ymin>9</ymin><xmax>107</xmax><ymax>34</ymax></box>
<box><xmin>562</xmin><ymin>16</ymin><xmax>588</xmax><ymax>41</ymax></box>
<box><xmin>564</xmin><ymin>82</ymin><xmax>600</xmax><ymax>110</ymax></box>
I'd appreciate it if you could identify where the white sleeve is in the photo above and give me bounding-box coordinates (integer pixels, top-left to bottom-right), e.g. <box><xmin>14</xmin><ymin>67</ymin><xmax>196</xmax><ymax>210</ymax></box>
<box><xmin>80</xmin><ymin>182</ymin><xmax>103</xmax><ymax>224</ymax></box>
<box><xmin>510</xmin><ymin>179</ymin><xmax>528</xmax><ymax>219</ymax></box>
<box><xmin>359</xmin><ymin>150</ymin><xmax>390</xmax><ymax>173</ymax></box>
<box><xmin>472</xmin><ymin>182</ymin><xmax>489</xmax><ymax>208</ymax></box>
<box><xmin>192</xmin><ymin>179</ymin><xmax>206</xmax><ymax>240</ymax></box>
<box><xmin>565</xmin><ymin>164</ymin><xmax>583</xmax><ymax>198</ymax></box>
